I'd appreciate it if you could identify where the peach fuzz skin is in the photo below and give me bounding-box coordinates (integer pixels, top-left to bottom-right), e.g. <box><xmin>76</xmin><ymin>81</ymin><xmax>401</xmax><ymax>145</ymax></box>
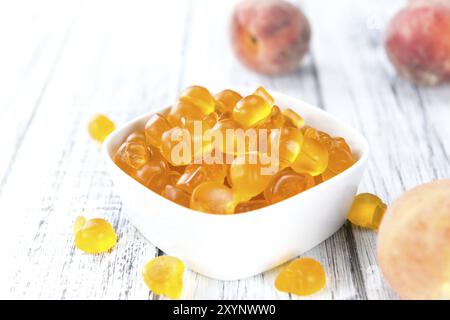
<box><xmin>377</xmin><ymin>179</ymin><xmax>450</xmax><ymax>299</ymax></box>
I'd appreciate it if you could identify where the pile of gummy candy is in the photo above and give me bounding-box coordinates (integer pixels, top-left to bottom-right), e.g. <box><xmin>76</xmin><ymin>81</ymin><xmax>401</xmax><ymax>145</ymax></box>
<box><xmin>81</xmin><ymin>85</ymin><xmax>387</xmax><ymax>299</ymax></box>
<box><xmin>110</xmin><ymin>85</ymin><xmax>356</xmax><ymax>214</ymax></box>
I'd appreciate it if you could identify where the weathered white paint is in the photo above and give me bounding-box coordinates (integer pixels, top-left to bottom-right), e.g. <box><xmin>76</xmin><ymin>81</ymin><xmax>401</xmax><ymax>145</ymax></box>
<box><xmin>0</xmin><ymin>0</ymin><xmax>448</xmax><ymax>299</ymax></box>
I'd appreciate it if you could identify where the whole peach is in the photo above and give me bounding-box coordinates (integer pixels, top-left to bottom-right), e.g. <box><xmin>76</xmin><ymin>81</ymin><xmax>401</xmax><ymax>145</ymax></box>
<box><xmin>385</xmin><ymin>0</ymin><xmax>450</xmax><ymax>85</ymax></box>
<box><xmin>230</xmin><ymin>0</ymin><xmax>311</xmax><ymax>75</ymax></box>
<box><xmin>377</xmin><ymin>180</ymin><xmax>450</xmax><ymax>299</ymax></box>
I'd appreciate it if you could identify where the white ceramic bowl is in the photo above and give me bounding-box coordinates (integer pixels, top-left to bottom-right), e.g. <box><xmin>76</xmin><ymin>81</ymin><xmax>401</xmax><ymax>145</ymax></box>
<box><xmin>103</xmin><ymin>89</ymin><xmax>369</xmax><ymax>281</ymax></box>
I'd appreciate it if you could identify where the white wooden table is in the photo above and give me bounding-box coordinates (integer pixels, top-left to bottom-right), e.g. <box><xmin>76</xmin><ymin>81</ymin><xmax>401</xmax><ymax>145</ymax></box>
<box><xmin>1</xmin><ymin>0</ymin><xmax>449</xmax><ymax>300</ymax></box>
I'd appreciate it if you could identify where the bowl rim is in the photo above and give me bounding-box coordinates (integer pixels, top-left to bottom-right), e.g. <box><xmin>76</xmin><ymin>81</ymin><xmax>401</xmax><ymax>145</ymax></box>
<box><xmin>103</xmin><ymin>89</ymin><xmax>370</xmax><ymax>220</ymax></box>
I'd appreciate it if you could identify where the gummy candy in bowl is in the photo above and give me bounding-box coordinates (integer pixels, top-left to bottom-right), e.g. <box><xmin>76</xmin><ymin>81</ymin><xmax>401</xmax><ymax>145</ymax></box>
<box><xmin>103</xmin><ymin>89</ymin><xmax>369</xmax><ymax>281</ymax></box>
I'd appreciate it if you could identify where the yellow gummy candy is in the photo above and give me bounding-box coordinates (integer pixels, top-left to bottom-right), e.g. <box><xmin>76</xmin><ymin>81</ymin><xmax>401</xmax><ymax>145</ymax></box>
<box><xmin>142</xmin><ymin>256</ymin><xmax>185</xmax><ymax>299</ymax></box>
<box><xmin>88</xmin><ymin>114</ymin><xmax>116</xmax><ymax>143</ymax></box>
<box><xmin>347</xmin><ymin>193</ymin><xmax>387</xmax><ymax>230</ymax></box>
<box><xmin>74</xmin><ymin>216</ymin><xmax>117</xmax><ymax>254</ymax></box>
<box><xmin>275</xmin><ymin>258</ymin><xmax>326</xmax><ymax>296</ymax></box>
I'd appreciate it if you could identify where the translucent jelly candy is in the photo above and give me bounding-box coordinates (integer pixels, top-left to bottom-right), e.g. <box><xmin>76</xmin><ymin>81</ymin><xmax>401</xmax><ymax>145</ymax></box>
<box><xmin>283</xmin><ymin>108</ymin><xmax>304</xmax><ymax>128</ymax></box>
<box><xmin>215</xmin><ymin>89</ymin><xmax>242</xmax><ymax>113</ymax></box>
<box><xmin>253</xmin><ymin>86</ymin><xmax>275</xmax><ymax>106</ymax></box>
<box><xmin>88</xmin><ymin>114</ymin><xmax>116</xmax><ymax>143</ymax></box>
<box><xmin>162</xmin><ymin>185</ymin><xmax>190</xmax><ymax>208</ymax></box>
<box><xmin>301</xmin><ymin>126</ymin><xmax>355</xmax><ymax>179</ymax></box>
<box><xmin>255</xmin><ymin>105</ymin><xmax>285</xmax><ymax>132</ymax></box>
<box><xmin>201</xmin><ymin>163</ymin><xmax>227</xmax><ymax>182</ymax></box>
<box><xmin>211</xmin><ymin>118</ymin><xmax>243</xmax><ymax>155</ymax></box>
<box><xmin>279</xmin><ymin>127</ymin><xmax>304</xmax><ymax>166</ymax></box>
<box><xmin>176</xmin><ymin>165</ymin><xmax>208</xmax><ymax>194</ymax></box>
<box><xmin>233</xmin><ymin>95</ymin><xmax>272</xmax><ymax>128</ymax></box>
<box><xmin>74</xmin><ymin>216</ymin><xmax>117</xmax><ymax>254</ymax></box>
<box><xmin>142</xmin><ymin>256</ymin><xmax>184</xmax><ymax>299</ymax></box>
<box><xmin>218</xmin><ymin>111</ymin><xmax>232</xmax><ymax>121</ymax></box>
<box><xmin>314</xmin><ymin>175</ymin><xmax>324</xmax><ymax>185</ymax></box>
<box><xmin>161</xmin><ymin>127</ymin><xmax>192</xmax><ymax>166</ymax></box>
<box><xmin>302</xmin><ymin>126</ymin><xmax>319</xmax><ymax>140</ymax></box>
<box><xmin>145</xmin><ymin>113</ymin><xmax>172</xmax><ymax>149</ymax></box>
<box><xmin>264</xmin><ymin>169</ymin><xmax>314</xmax><ymax>204</ymax></box>
<box><xmin>275</xmin><ymin>258</ymin><xmax>326</xmax><ymax>296</ymax></box>
<box><xmin>190</xmin><ymin>181</ymin><xmax>236</xmax><ymax>214</ymax></box>
<box><xmin>167</xmin><ymin>100</ymin><xmax>206</xmax><ymax>126</ymax></box>
<box><xmin>127</xmin><ymin>131</ymin><xmax>146</xmax><ymax>143</ymax></box>
<box><xmin>235</xmin><ymin>199</ymin><xmax>269</xmax><ymax>213</ymax></box>
<box><xmin>347</xmin><ymin>193</ymin><xmax>387</xmax><ymax>230</ymax></box>
<box><xmin>111</xmin><ymin>86</ymin><xmax>357</xmax><ymax>217</ymax></box>
<box><xmin>135</xmin><ymin>162</ymin><xmax>164</xmax><ymax>185</ymax></box>
<box><xmin>167</xmin><ymin>170</ymin><xmax>182</xmax><ymax>185</ymax></box>
<box><xmin>202</xmin><ymin>111</ymin><xmax>219</xmax><ymax>130</ymax></box>
<box><xmin>184</xmin><ymin>112</ymin><xmax>218</xmax><ymax>159</ymax></box>
<box><xmin>334</xmin><ymin>137</ymin><xmax>352</xmax><ymax>153</ymax></box>
<box><xmin>137</xmin><ymin>166</ymin><xmax>170</xmax><ymax>194</ymax></box>
<box><xmin>176</xmin><ymin>164</ymin><xmax>226</xmax><ymax>194</ymax></box>
<box><xmin>322</xmin><ymin>141</ymin><xmax>355</xmax><ymax>180</ymax></box>
<box><xmin>303</xmin><ymin>127</ymin><xmax>332</xmax><ymax>148</ymax></box>
<box><xmin>230</xmin><ymin>155</ymin><xmax>273</xmax><ymax>202</ymax></box>
<box><xmin>291</xmin><ymin>137</ymin><xmax>329</xmax><ymax>176</ymax></box>
<box><xmin>114</xmin><ymin>136</ymin><xmax>149</xmax><ymax>172</ymax></box>
<box><xmin>269</xmin><ymin>105</ymin><xmax>285</xmax><ymax>129</ymax></box>
<box><xmin>179</xmin><ymin>85</ymin><xmax>215</xmax><ymax>116</ymax></box>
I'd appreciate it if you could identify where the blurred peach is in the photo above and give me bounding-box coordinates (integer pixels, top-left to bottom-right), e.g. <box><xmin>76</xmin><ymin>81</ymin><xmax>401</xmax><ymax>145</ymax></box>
<box><xmin>230</xmin><ymin>0</ymin><xmax>310</xmax><ymax>75</ymax></box>
<box><xmin>385</xmin><ymin>0</ymin><xmax>450</xmax><ymax>85</ymax></box>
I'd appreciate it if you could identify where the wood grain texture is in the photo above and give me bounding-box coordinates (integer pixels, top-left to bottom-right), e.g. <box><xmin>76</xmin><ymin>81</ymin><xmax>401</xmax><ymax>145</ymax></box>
<box><xmin>0</xmin><ymin>0</ymin><xmax>449</xmax><ymax>300</ymax></box>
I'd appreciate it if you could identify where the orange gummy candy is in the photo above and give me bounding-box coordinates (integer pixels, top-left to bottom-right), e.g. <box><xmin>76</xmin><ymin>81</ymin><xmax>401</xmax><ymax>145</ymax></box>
<box><xmin>179</xmin><ymin>85</ymin><xmax>215</xmax><ymax>116</ymax></box>
<box><xmin>291</xmin><ymin>137</ymin><xmax>329</xmax><ymax>176</ymax></box>
<box><xmin>215</xmin><ymin>89</ymin><xmax>243</xmax><ymax>113</ymax></box>
<box><xmin>275</xmin><ymin>258</ymin><xmax>326</xmax><ymax>296</ymax></box>
<box><xmin>161</xmin><ymin>185</ymin><xmax>190</xmax><ymax>208</ymax></box>
<box><xmin>233</xmin><ymin>95</ymin><xmax>272</xmax><ymax>129</ymax></box>
<box><xmin>235</xmin><ymin>199</ymin><xmax>269</xmax><ymax>213</ymax></box>
<box><xmin>145</xmin><ymin>113</ymin><xmax>172</xmax><ymax>149</ymax></box>
<box><xmin>190</xmin><ymin>181</ymin><xmax>236</xmax><ymax>214</ymax></box>
<box><xmin>264</xmin><ymin>169</ymin><xmax>314</xmax><ymax>204</ymax></box>
<box><xmin>229</xmin><ymin>154</ymin><xmax>273</xmax><ymax>202</ymax></box>
<box><xmin>283</xmin><ymin>108</ymin><xmax>304</xmax><ymax>128</ymax></box>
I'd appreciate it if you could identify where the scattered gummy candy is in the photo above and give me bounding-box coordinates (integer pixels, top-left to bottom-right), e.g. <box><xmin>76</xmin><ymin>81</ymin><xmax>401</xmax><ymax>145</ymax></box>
<box><xmin>88</xmin><ymin>114</ymin><xmax>116</xmax><ymax>143</ymax></box>
<box><xmin>347</xmin><ymin>193</ymin><xmax>387</xmax><ymax>230</ymax></box>
<box><xmin>142</xmin><ymin>256</ymin><xmax>185</xmax><ymax>299</ymax></box>
<box><xmin>73</xmin><ymin>216</ymin><xmax>117</xmax><ymax>254</ymax></box>
<box><xmin>275</xmin><ymin>258</ymin><xmax>326</xmax><ymax>296</ymax></box>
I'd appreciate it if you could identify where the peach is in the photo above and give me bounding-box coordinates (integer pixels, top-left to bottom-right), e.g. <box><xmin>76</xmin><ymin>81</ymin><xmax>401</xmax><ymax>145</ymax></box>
<box><xmin>230</xmin><ymin>0</ymin><xmax>311</xmax><ymax>75</ymax></box>
<box><xmin>385</xmin><ymin>0</ymin><xmax>450</xmax><ymax>85</ymax></box>
<box><xmin>377</xmin><ymin>179</ymin><xmax>450</xmax><ymax>299</ymax></box>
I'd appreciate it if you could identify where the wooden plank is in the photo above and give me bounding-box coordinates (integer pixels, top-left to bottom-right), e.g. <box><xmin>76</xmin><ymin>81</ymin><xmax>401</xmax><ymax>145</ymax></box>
<box><xmin>0</xmin><ymin>1</ymin><xmax>80</xmax><ymax>191</ymax></box>
<box><xmin>0</xmin><ymin>0</ymin><xmax>190</xmax><ymax>299</ymax></box>
<box><xmin>305</xmin><ymin>0</ymin><xmax>449</xmax><ymax>299</ymax></box>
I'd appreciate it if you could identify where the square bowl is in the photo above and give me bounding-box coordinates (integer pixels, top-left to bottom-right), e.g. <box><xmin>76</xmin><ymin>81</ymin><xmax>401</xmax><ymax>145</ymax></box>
<box><xmin>103</xmin><ymin>89</ymin><xmax>369</xmax><ymax>281</ymax></box>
